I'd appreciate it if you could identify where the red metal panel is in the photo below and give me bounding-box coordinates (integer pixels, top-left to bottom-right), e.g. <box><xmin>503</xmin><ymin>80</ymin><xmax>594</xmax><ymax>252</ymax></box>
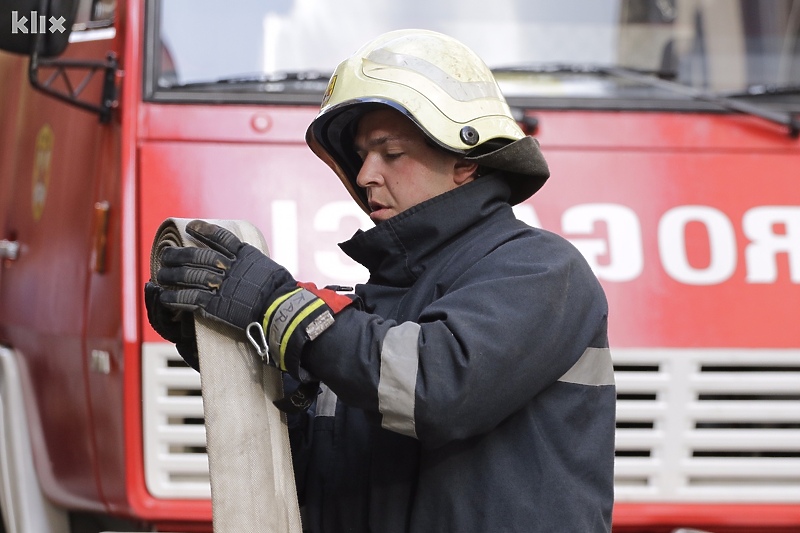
<box><xmin>139</xmin><ymin>102</ymin><xmax>312</xmax><ymax>144</ymax></box>
<box><xmin>614</xmin><ymin>502</ymin><xmax>800</xmax><ymax>532</ymax></box>
<box><xmin>527</xmin><ymin>133</ymin><xmax>800</xmax><ymax>348</ymax></box>
<box><xmin>534</xmin><ymin>109</ymin><xmax>800</xmax><ymax>151</ymax></box>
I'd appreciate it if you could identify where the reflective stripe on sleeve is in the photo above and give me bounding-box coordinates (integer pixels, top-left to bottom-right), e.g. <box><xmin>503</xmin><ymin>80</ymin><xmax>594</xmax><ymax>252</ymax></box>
<box><xmin>378</xmin><ymin>322</ymin><xmax>421</xmax><ymax>438</ymax></box>
<box><xmin>315</xmin><ymin>384</ymin><xmax>338</xmax><ymax>418</ymax></box>
<box><xmin>558</xmin><ymin>347</ymin><xmax>615</xmax><ymax>386</ymax></box>
<box><xmin>263</xmin><ymin>288</ymin><xmax>303</xmax><ymax>338</ymax></box>
<box><xmin>264</xmin><ymin>288</ymin><xmax>322</xmax><ymax>371</ymax></box>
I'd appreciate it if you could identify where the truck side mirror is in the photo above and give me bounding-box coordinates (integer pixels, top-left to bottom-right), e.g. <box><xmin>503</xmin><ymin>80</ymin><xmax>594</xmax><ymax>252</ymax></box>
<box><xmin>1</xmin><ymin>0</ymin><xmax>117</xmax><ymax>123</ymax></box>
<box><xmin>0</xmin><ymin>0</ymin><xmax>79</xmax><ymax>58</ymax></box>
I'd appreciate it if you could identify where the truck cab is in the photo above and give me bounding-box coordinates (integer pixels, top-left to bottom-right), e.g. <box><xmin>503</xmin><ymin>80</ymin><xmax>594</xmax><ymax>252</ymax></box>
<box><xmin>1</xmin><ymin>1</ymin><xmax>799</xmax><ymax>532</ymax></box>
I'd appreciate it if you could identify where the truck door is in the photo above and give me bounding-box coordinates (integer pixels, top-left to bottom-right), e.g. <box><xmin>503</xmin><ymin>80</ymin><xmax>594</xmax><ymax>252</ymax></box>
<box><xmin>0</xmin><ymin>52</ymin><xmax>26</xmax><ymax>282</ymax></box>
<box><xmin>0</xmin><ymin>0</ymin><xmax>120</xmax><ymax>511</ymax></box>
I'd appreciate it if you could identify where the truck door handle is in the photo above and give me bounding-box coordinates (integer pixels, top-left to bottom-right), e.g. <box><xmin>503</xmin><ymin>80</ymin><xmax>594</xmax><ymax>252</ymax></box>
<box><xmin>0</xmin><ymin>239</ymin><xmax>20</xmax><ymax>261</ymax></box>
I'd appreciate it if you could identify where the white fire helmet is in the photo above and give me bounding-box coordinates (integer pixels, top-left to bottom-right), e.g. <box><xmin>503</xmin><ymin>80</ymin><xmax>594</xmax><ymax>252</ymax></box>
<box><xmin>305</xmin><ymin>29</ymin><xmax>550</xmax><ymax>214</ymax></box>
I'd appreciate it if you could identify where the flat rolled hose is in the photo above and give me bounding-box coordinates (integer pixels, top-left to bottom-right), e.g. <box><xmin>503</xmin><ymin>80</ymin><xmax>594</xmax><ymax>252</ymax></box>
<box><xmin>150</xmin><ymin>218</ymin><xmax>302</xmax><ymax>533</ymax></box>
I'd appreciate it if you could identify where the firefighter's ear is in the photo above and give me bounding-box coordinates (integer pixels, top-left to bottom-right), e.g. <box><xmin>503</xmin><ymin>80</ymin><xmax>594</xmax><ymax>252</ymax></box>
<box><xmin>453</xmin><ymin>159</ymin><xmax>479</xmax><ymax>185</ymax></box>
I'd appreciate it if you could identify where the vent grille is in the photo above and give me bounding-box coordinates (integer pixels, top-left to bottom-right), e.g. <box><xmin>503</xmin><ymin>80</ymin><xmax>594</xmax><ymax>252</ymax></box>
<box><xmin>614</xmin><ymin>348</ymin><xmax>800</xmax><ymax>502</ymax></box>
<box><xmin>142</xmin><ymin>343</ymin><xmax>800</xmax><ymax>502</ymax></box>
<box><xmin>142</xmin><ymin>342</ymin><xmax>209</xmax><ymax>498</ymax></box>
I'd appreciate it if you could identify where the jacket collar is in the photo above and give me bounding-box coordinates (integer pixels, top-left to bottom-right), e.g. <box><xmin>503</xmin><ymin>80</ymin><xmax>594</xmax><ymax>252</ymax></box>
<box><xmin>339</xmin><ymin>173</ymin><xmax>513</xmax><ymax>286</ymax></box>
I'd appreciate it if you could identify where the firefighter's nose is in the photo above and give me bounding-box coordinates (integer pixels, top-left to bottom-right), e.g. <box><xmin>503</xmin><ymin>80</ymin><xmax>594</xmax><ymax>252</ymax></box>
<box><xmin>356</xmin><ymin>155</ymin><xmax>383</xmax><ymax>188</ymax></box>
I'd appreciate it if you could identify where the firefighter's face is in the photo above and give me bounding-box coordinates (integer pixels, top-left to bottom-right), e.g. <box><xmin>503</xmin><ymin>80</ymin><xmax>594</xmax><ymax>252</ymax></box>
<box><xmin>354</xmin><ymin>108</ymin><xmax>477</xmax><ymax>223</ymax></box>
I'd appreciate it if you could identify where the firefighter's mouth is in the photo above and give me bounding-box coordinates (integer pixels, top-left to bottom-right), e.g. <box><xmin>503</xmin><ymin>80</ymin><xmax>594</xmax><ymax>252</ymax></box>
<box><xmin>368</xmin><ymin>201</ymin><xmax>388</xmax><ymax>212</ymax></box>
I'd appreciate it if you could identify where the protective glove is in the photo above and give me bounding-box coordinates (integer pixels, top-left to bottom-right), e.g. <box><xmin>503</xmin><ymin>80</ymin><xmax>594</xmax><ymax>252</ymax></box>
<box><xmin>154</xmin><ymin>220</ymin><xmax>353</xmax><ymax>380</ymax></box>
<box><xmin>144</xmin><ymin>281</ymin><xmax>200</xmax><ymax>371</ymax></box>
<box><xmin>155</xmin><ymin>219</ymin><xmax>296</xmax><ymax>332</ymax></box>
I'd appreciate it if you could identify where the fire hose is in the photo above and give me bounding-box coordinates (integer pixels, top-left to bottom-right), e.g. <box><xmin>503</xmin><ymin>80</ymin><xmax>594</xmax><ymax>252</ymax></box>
<box><xmin>150</xmin><ymin>218</ymin><xmax>303</xmax><ymax>533</ymax></box>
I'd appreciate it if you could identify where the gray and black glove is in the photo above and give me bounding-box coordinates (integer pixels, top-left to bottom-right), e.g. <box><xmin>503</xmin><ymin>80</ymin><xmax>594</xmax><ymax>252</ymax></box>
<box><xmin>152</xmin><ymin>220</ymin><xmax>353</xmax><ymax>381</ymax></box>
<box><xmin>155</xmin><ymin>220</ymin><xmax>296</xmax><ymax>331</ymax></box>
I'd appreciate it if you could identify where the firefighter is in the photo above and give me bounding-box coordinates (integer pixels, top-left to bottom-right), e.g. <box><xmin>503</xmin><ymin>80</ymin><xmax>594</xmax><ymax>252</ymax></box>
<box><xmin>146</xmin><ymin>29</ymin><xmax>615</xmax><ymax>532</ymax></box>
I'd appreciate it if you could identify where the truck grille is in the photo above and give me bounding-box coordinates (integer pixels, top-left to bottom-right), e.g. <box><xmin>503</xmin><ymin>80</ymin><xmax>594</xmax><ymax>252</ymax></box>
<box><xmin>614</xmin><ymin>348</ymin><xmax>800</xmax><ymax>502</ymax></box>
<box><xmin>142</xmin><ymin>343</ymin><xmax>800</xmax><ymax>502</ymax></box>
<box><xmin>142</xmin><ymin>342</ymin><xmax>209</xmax><ymax>498</ymax></box>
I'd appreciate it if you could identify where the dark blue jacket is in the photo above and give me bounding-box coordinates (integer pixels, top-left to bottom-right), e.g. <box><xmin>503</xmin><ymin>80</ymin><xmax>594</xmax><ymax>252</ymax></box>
<box><xmin>292</xmin><ymin>173</ymin><xmax>615</xmax><ymax>532</ymax></box>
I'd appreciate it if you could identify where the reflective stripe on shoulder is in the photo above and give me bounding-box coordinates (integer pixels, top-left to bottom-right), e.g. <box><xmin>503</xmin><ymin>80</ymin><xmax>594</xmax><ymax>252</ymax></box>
<box><xmin>377</xmin><ymin>322</ymin><xmax>421</xmax><ymax>438</ymax></box>
<box><xmin>558</xmin><ymin>347</ymin><xmax>615</xmax><ymax>386</ymax></box>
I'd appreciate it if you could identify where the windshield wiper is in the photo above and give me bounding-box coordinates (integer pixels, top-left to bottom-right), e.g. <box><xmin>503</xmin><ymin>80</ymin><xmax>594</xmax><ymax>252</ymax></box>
<box><xmin>725</xmin><ymin>84</ymin><xmax>800</xmax><ymax>98</ymax></box>
<box><xmin>495</xmin><ymin>64</ymin><xmax>800</xmax><ymax>139</ymax></box>
<box><xmin>164</xmin><ymin>71</ymin><xmax>330</xmax><ymax>90</ymax></box>
<box><xmin>494</xmin><ymin>63</ymin><xmax>676</xmax><ymax>79</ymax></box>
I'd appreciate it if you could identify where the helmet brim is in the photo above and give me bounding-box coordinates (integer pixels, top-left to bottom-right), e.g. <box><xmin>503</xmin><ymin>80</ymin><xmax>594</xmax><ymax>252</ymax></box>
<box><xmin>465</xmin><ymin>136</ymin><xmax>550</xmax><ymax>205</ymax></box>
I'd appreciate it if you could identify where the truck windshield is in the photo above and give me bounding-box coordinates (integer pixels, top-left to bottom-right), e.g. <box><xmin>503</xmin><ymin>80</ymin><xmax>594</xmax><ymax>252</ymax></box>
<box><xmin>147</xmin><ymin>0</ymin><xmax>800</xmax><ymax>107</ymax></box>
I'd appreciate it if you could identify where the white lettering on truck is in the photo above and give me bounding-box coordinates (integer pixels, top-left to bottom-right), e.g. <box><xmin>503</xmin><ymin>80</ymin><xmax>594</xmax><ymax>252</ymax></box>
<box><xmin>270</xmin><ymin>200</ymin><xmax>299</xmax><ymax>274</ymax></box>
<box><xmin>542</xmin><ymin>203</ymin><xmax>798</xmax><ymax>285</ymax></box>
<box><xmin>562</xmin><ymin>203</ymin><xmax>644</xmax><ymax>282</ymax></box>
<box><xmin>658</xmin><ymin>205</ymin><xmax>738</xmax><ymax>285</ymax></box>
<box><xmin>313</xmin><ymin>201</ymin><xmax>370</xmax><ymax>281</ymax></box>
<box><xmin>743</xmin><ymin>206</ymin><xmax>800</xmax><ymax>283</ymax></box>
<box><xmin>270</xmin><ymin>201</ymin><xmax>799</xmax><ymax>287</ymax></box>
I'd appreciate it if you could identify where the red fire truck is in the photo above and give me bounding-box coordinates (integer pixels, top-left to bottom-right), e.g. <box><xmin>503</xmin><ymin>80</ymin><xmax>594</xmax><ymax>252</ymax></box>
<box><xmin>1</xmin><ymin>0</ymin><xmax>799</xmax><ymax>532</ymax></box>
